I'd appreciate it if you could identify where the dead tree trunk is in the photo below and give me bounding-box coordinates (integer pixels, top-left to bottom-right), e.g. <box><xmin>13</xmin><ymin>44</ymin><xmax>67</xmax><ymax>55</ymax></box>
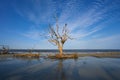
<box><xmin>48</xmin><ymin>17</ymin><xmax>73</xmax><ymax>57</ymax></box>
<box><xmin>58</xmin><ymin>43</ymin><xmax>63</xmax><ymax>56</ymax></box>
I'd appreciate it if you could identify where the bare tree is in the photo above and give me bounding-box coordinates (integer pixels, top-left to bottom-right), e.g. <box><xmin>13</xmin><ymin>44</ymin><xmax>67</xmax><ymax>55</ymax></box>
<box><xmin>48</xmin><ymin>18</ymin><xmax>73</xmax><ymax>57</ymax></box>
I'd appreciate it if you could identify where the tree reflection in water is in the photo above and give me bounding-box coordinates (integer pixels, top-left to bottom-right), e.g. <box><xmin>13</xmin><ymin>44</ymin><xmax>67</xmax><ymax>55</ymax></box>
<box><xmin>55</xmin><ymin>60</ymin><xmax>66</xmax><ymax>80</ymax></box>
<box><xmin>0</xmin><ymin>57</ymin><xmax>120</xmax><ymax>80</ymax></box>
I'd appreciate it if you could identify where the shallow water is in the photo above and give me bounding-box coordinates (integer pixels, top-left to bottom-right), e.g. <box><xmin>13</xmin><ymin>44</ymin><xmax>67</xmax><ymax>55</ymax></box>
<box><xmin>0</xmin><ymin>57</ymin><xmax>120</xmax><ymax>80</ymax></box>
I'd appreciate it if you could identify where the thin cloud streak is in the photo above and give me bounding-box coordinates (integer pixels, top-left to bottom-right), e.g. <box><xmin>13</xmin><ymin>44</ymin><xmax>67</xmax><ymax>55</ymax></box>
<box><xmin>14</xmin><ymin>0</ymin><xmax>120</xmax><ymax>42</ymax></box>
<box><xmin>65</xmin><ymin>35</ymin><xmax>120</xmax><ymax>49</ymax></box>
<box><xmin>14</xmin><ymin>0</ymin><xmax>56</xmax><ymax>25</ymax></box>
<box><xmin>55</xmin><ymin>0</ymin><xmax>106</xmax><ymax>39</ymax></box>
<box><xmin>57</xmin><ymin>0</ymin><xmax>120</xmax><ymax>39</ymax></box>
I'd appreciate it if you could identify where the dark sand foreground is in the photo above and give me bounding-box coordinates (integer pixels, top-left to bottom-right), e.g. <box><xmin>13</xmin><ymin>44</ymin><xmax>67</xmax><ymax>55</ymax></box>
<box><xmin>0</xmin><ymin>53</ymin><xmax>120</xmax><ymax>80</ymax></box>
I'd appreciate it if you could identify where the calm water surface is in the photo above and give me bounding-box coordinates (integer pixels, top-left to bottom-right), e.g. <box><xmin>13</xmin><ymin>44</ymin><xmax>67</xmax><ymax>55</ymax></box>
<box><xmin>0</xmin><ymin>56</ymin><xmax>120</xmax><ymax>80</ymax></box>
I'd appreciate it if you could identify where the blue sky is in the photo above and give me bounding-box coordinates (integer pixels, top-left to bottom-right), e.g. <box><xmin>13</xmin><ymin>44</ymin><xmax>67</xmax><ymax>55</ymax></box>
<box><xmin>0</xmin><ymin>0</ymin><xmax>120</xmax><ymax>49</ymax></box>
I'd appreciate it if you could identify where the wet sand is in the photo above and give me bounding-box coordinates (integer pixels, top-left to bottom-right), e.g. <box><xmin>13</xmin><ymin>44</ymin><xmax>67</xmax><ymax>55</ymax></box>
<box><xmin>0</xmin><ymin>53</ymin><xmax>120</xmax><ymax>80</ymax></box>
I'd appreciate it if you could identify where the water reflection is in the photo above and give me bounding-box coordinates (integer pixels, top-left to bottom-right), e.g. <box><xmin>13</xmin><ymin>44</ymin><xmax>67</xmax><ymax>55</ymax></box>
<box><xmin>0</xmin><ymin>57</ymin><xmax>120</xmax><ymax>80</ymax></box>
<box><xmin>55</xmin><ymin>60</ymin><xmax>66</xmax><ymax>80</ymax></box>
<box><xmin>13</xmin><ymin>57</ymin><xmax>40</xmax><ymax>64</ymax></box>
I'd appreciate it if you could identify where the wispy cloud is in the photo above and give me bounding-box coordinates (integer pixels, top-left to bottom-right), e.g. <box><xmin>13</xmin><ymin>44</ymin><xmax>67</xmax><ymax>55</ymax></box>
<box><xmin>65</xmin><ymin>35</ymin><xmax>120</xmax><ymax>49</ymax></box>
<box><xmin>14</xmin><ymin>0</ymin><xmax>56</xmax><ymax>25</ymax></box>
<box><xmin>21</xmin><ymin>26</ymin><xmax>42</xmax><ymax>39</ymax></box>
<box><xmin>57</xmin><ymin>0</ymin><xmax>107</xmax><ymax>38</ymax></box>
<box><xmin>57</xmin><ymin>0</ymin><xmax>120</xmax><ymax>38</ymax></box>
<box><xmin>14</xmin><ymin>0</ymin><xmax>120</xmax><ymax>40</ymax></box>
<box><xmin>22</xmin><ymin>30</ymin><xmax>40</xmax><ymax>39</ymax></box>
<box><xmin>70</xmin><ymin>26</ymin><xmax>102</xmax><ymax>39</ymax></box>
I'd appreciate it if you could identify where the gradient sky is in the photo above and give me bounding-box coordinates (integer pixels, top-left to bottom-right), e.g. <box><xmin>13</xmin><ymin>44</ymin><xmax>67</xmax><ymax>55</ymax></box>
<box><xmin>0</xmin><ymin>0</ymin><xmax>120</xmax><ymax>49</ymax></box>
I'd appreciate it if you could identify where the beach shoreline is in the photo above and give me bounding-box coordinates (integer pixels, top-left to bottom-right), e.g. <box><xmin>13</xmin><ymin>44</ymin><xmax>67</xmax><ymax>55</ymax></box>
<box><xmin>0</xmin><ymin>52</ymin><xmax>120</xmax><ymax>58</ymax></box>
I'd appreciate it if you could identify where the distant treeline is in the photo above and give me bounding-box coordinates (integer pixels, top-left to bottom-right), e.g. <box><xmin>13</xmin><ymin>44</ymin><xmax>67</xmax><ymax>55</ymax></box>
<box><xmin>0</xmin><ymin>49</ymin><xmax>120</xmax><ymax>53</ymax></box>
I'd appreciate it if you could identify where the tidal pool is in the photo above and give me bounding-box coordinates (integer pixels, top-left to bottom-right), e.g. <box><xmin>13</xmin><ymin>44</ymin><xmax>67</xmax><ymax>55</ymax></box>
<box><xmin>0</xmin><ymin>56</ymin><xmax>120</xmax><ymax>80</ymax></box>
